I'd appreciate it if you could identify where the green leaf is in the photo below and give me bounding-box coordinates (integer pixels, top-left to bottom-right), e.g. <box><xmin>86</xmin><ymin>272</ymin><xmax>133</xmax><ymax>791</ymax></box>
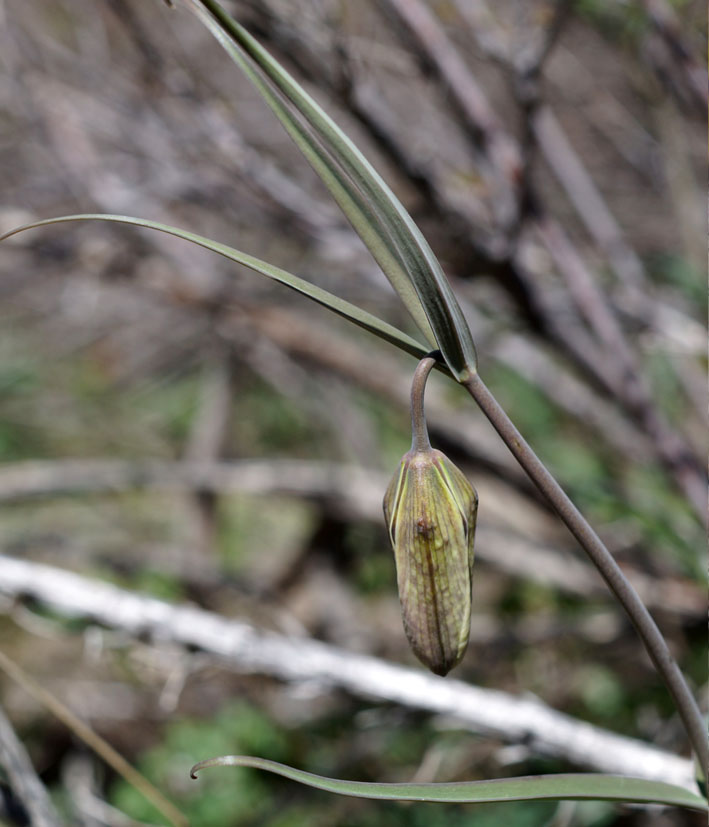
<box><xmin>0</xmin><ymin>214</ymin><xmax>429</xmax><ymax>361</ymax></box>
<box><xmin>190</xmin><ymin>756</ymin><xmax>707</xmax><ymax>811</ymax></box>
<box><xmin>181</xmin><ymin>0</ymin><xmax>477</xmax><ymax>380</ymax></box>
<box><xmin>185</xmin><ymin>4</ymin><xmax>433</xmax><ymax>349</ymax></box>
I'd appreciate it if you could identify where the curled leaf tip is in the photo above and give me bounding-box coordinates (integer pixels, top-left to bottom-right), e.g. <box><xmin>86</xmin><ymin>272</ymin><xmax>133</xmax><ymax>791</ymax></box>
<box><xmin>190</xmin><ymin>755</ymin><xmax>241</xmax><ymax>779</ymax></box>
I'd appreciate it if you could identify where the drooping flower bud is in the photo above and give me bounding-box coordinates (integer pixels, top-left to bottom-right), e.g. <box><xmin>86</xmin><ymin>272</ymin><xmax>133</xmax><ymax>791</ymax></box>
<box><xmin>383</xmin><ymin>446</ymin><xmax>478</xmax><ymax>676</ymax></box>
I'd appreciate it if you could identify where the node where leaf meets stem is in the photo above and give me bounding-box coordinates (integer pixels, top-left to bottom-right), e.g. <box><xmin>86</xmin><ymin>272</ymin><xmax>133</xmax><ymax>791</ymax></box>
<box><xmin>463</xmin><ymin>371</ymin><xmax>709</xmax><ymax>788</ymax></box>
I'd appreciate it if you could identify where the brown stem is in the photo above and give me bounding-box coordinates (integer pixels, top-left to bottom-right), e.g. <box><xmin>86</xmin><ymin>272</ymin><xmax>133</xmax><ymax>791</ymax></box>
<box><xmin>410</xmin><ymin>355</ymin><xmax>436</xmax><ymax>451</ymax></box>
<box><xmin>463</xmin><ymin>371</ymin><xmax>708</xmax><ymax>788</ymax></box>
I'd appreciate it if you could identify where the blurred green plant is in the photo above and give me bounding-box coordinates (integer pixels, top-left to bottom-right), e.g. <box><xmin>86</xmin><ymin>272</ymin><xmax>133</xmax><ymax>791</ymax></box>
<box><xmin>112</xmin><ymin>702</ymin><xmax>288</xmax><ymax>827</ymax></box>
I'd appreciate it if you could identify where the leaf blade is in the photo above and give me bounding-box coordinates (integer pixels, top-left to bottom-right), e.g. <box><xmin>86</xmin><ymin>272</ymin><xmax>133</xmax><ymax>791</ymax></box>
<box><xmin>0</xmin><ymin>214</ymin><xmax>429</xmax><ymax>360</ymax></box>
<box><xmin>184</xmin><ymin>0</ymin><xmax>435</xmax><ymax>347</ymax></box>
<box><xmin>183</xmin><ymin>0</ymin><xmax>477</xmax><ymax>379</ymax></box>
<box><xmin>190</xmin><ymin>756</ymin><xmax>707</xmax><ymax>811</ymax></box>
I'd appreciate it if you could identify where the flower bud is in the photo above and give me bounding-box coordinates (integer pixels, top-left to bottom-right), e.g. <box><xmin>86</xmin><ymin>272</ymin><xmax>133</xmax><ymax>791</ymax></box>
<box><xmin>383</xmin><ymin>447</ymin><xmax>478</xmax><ymax>676</ymax></box>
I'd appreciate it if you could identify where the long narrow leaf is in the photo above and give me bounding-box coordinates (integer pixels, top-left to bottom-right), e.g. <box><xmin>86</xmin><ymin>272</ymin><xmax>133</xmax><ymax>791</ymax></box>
<box><xmin>183</xmin><ymin>0</ymin><xmax>435</xmax><ymax>348</ymax></box>
<box><xmin>182</xmin><ymin>0</ymin><xmax>477</xmax><ymax>380</ymax></box>
<box><xmin>190</xmin><ymin>756</ymin><xmax>707</xmax><ymax>811</ymax></box>
<box><xmin>0</xmin><ymin>215</ymin><xmax>429</xmax><ymax>360</ymax></box>
<box><xmin>185</xmin><ymin>4</ymin><xmax>436</xmax><ymax>347</ymax></box>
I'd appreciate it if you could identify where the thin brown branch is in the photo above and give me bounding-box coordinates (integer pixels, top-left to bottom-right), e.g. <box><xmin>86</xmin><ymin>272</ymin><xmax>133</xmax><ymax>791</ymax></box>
<box><xmin>0</xmin><ymin>651</ymin><xmax>187</xmax><ymax>827</ymax></box>
<box><xmin>532</xmin><ymin>106</ymin><xmax>646</xmax><ymax>289</ymax></box>
<box><xmin>534</xmin><ymin>215</ymin><xmax>706</xmax><ymax>516</ymax></box>
<box><xmin>378</xmin><ymin>0</ymin><xmax>521</xmax><ymax>231</ymax></box>
<box><xmin>642</xmin><ymin>0</ymin><xmax>708</xmax><ymax>114</ymax></box>
<box><xmin>464</xmin><ymin>372</ymin><xmax>708</xmax><ymax>784</ymax></box>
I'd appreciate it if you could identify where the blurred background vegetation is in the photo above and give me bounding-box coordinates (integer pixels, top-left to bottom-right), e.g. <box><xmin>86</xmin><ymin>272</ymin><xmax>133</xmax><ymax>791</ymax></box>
<box><xmin>0</xmin><ymin>0</ymin><xmax>706</xmax><ymax>825</ymax></box>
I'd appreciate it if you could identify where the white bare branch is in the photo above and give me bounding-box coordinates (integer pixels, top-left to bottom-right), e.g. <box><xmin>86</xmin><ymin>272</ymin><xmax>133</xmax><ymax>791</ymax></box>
<box><xmin>0</xmin><ymin>555</ymin><xmax>695</xmax><ymax>791</ymax></box>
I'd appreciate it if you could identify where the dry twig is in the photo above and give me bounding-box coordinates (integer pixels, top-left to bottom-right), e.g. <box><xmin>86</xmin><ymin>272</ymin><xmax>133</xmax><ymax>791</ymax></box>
<box><xmin>0</xmin><ymin>702</ymin><xmax>62</xmax><ymax>827</ymax></box>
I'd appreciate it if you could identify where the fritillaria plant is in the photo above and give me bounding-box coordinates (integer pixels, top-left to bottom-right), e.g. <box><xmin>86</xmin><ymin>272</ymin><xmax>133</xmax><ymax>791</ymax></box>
<box><xmin>383</xmin><ymin>355</ymin><xmax>478</xmax><ymax>677</ymax></box>
<box><xmin>2</xmin><ymin>0</ymin><xmax>706</xmax><ymax>816</ymax></box>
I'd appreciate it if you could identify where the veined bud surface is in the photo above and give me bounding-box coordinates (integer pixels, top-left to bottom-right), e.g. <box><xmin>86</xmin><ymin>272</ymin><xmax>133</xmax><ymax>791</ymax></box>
<box><xmin>383</xmin><ymin>447</ymin><xmax>478</xmax><ymax>676</ymax></box>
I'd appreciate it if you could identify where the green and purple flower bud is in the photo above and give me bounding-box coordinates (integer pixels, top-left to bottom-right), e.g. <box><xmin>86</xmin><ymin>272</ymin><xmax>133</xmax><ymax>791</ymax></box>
<box><xmin>383</xmin><ymin>446</ymin><xmax>478</xmax><ymax>676</ymax></box>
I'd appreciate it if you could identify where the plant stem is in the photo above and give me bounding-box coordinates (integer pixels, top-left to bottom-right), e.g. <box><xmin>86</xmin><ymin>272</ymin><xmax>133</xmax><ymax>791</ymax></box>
<box><xmin>463</xmin><ymin>371</ymin><xmax>708</xmax><ymax>788</ymax></box>
<box><xmin>410</xmin><ymin>355</ymin><xmax>436</xmax><ymax>451</ymax></box>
